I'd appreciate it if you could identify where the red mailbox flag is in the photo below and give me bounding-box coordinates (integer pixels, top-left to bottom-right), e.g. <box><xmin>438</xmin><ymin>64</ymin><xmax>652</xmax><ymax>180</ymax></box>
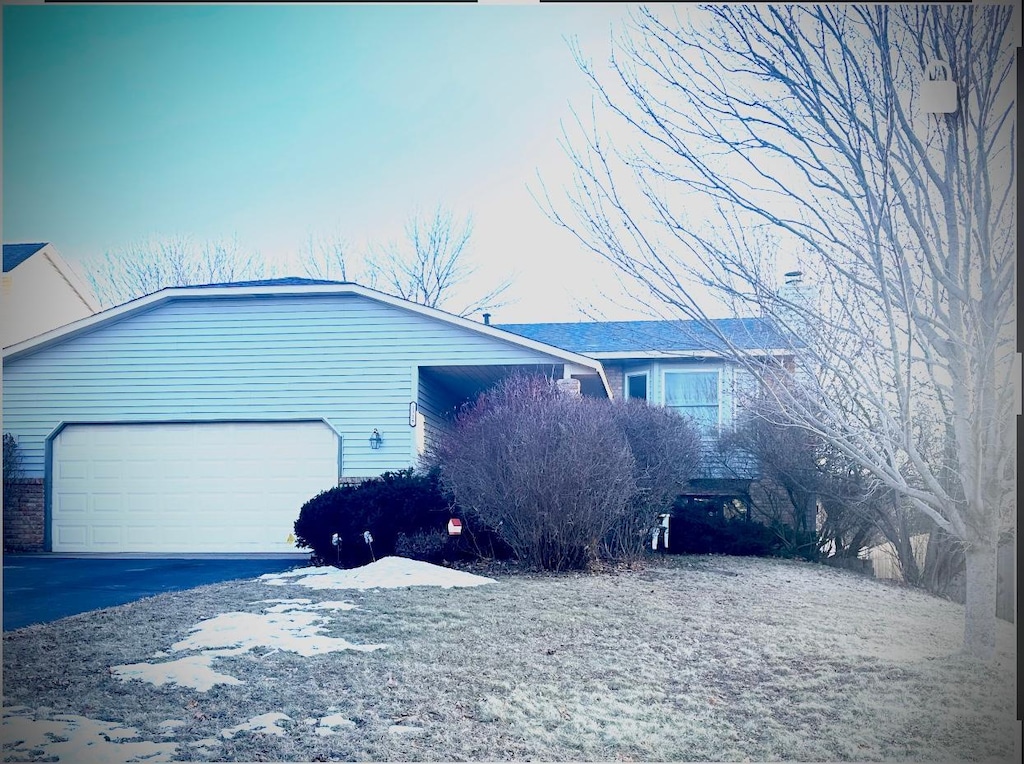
<box><xmin>447</xmin><ymin>518</ymin><xmax>463</xmax><ymax>536</ymax></box>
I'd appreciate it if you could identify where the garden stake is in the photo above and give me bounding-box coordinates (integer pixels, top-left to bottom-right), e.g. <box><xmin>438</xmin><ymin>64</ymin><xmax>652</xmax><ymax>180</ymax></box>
<box><xmin>364</xmin><ymin>530</ymin><xmax>375</xmax><ymax>562</ymax></box>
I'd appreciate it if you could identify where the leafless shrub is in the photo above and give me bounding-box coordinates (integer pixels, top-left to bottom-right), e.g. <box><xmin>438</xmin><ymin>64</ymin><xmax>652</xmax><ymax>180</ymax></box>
<box><xmin>603</xmin><ymin>399</ymin><xmax>702</xmax><ymax>560</ymax></box>
<box><xmin>432</xmin><ymin>376</ymin><xmax>701</xmax><ymax>570</ymax></box>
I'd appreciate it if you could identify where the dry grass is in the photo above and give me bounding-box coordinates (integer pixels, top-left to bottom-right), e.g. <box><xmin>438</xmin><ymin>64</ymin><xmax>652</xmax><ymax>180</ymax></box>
<box><xmin>2</xmin><ymin>555</ymin><xmax>1017</xmax><ymax>762</ymax></box>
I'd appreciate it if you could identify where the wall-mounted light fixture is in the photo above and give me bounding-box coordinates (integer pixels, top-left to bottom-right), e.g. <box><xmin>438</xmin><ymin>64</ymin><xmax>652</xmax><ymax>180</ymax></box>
<box><xmin>369</xmin><ymin>429</ymin><xmax>383</xmax><ymax>450</ymax></box>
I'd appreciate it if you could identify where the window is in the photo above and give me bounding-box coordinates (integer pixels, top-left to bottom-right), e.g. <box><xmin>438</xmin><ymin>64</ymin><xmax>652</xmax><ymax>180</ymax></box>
<box><xmin>626</xmin><ymin>372</ymin><xmax>648</xmax><ymax>401</ymax></box>
<box><xmin>664</xmin><ymin>370</ymin><xmax>719</xmax><ymax>431</ymax></box>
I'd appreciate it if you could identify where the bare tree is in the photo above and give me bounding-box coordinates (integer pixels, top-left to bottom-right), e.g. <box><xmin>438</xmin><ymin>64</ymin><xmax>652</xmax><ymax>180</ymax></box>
<box><xmin>545</xmin><ymin>5</ymin><xmax>1015</xmax><ymax>659</ymax></box>
<box><xmin>367</xmin><ymin>206</ymin><xmax>511</xmax><ymax>317</ymax></box>
<box><xmin>87</xmin><ymin>235</ymin><xmax>270</xmax><ymax>307</ymax></box>
<box><xmin>300</xmin><ymin>233</ymin><xmax>353</xmax><ymax>282</ymax></box>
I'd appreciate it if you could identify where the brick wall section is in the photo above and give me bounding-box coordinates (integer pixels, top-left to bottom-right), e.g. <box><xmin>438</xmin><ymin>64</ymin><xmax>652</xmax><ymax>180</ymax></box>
<box><xmin>3</xmin><ymin>478</ymin><xmax>45</xmax><ymax>552</ymax></box>
<box><xmin>602</xmin><ymin>364</ymin><xmax>624</xmax><ymax>400</ymax></box>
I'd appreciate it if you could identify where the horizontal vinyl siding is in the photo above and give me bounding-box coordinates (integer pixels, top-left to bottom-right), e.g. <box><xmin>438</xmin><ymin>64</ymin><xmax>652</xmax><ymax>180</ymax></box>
<box><xmin>3</xmin><ymin>294</ymin><xmax>569</xmax><ymax>478</ymax></box>
<box><xmin>417</xmin><ymin>374</ymin><xmax>460</xmax><ymax>457</ymax></box>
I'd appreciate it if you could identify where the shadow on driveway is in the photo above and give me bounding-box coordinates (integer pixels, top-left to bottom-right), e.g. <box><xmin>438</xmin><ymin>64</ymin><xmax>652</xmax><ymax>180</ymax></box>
<box><xmin>2</xmin><ymin>555</ymin><xmax>308</xmax><ymax>631</ymax></box>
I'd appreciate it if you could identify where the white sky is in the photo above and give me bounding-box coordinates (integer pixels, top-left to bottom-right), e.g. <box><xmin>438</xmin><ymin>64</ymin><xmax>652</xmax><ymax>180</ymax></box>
<box><xmin>3</xmin><ymin>3</ymin><xmax>669</xmax><ymax>323</ymax></box>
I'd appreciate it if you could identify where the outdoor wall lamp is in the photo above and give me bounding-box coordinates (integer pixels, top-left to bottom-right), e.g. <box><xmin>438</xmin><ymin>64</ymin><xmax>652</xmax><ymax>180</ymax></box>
<box><xmin>369</xmin><ymin>429</ymin><xmax>383</xmax><ymax>450</ymax></box>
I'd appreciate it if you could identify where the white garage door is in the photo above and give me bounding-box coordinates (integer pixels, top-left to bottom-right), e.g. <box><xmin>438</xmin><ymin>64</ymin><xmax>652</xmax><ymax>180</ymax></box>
<box><xmin>52</xmin><ymin>421</ymin><xmax>339</xmax><ymax>553</ymax></box>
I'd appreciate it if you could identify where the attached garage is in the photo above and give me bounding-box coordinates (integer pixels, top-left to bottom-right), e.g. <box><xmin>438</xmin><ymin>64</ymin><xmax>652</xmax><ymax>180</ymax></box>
<box><xmin>2</xmin><ymin>280</ymin><xmax>608</xmax><ymax>554</ymax></box>
<box><xmin>51</xmin><ymin>421</ymin><xmax>340</xmax><ymax>553</ymax></box>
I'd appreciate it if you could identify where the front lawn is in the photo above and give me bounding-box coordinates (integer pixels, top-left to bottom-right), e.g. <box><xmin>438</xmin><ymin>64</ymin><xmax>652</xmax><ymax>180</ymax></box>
<box><xmin>2</xmin><ymin>555</ymin><xmax>1016</xmax><ymax>761</ymax></box>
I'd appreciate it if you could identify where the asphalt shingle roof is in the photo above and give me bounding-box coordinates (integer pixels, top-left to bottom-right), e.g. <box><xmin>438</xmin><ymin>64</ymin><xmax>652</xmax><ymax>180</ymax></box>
<box><xmin>141</xmin><ymin>278</ymin><xmax>794</xmax><ymax>356</ymax></box>
<box><xmin>3</xmin><ymin>243</ymin><xmax>48</xmax><ymax>273</ymax></box>
<box><xmin>495</xmin><ymin>318</ymin><xmax>790</xmax><ymax>354</ymax></box>
<box><xmin>189</xmin><ymin>277</ymin><xmax>351</xmax><ymax>289</ymax></box>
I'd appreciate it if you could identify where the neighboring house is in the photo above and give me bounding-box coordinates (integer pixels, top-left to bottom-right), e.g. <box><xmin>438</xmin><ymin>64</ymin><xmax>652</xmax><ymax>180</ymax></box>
<box><xmin>1</xmin><ymin>279</ymin><xmax>607</xmax><ymax>554</ymax></box>
<box><xmin>2</xmin><ymin>243</ymin><xmax>100</xmax><ymax>348</ymax></box>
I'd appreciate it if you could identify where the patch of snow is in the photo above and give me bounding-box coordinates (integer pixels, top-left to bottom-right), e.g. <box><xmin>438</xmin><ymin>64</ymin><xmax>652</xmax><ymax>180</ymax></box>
<box><xmin>1</xmin><ymin>706</ymin><xmax>177</xmax><ymax>763</ymax></box>
<box><xmin>111</xmin><ymin>654</ymin><xmax>244</xmax><ymax>692</ymax></box>
<box><xmin>388</xmin><ymin>724</ymin><xmax>424</xmax><ymax>735</ymax></box>
<box><xmin>189</xmin><ymin>737</ymin><xmax>222</xmax><ymax>751</ymax></box>
<box><xmin>258</xmin><ymin>597</ymin><xmax>313</xmax><ymax>603</ymax></box>
<box><xmin>263</xmin><ymin>599</ymin><xmax>357</xmax><ymax>613</ymax></box>
<box><xmin>170</xmin><ymin>610</ymin><xmax>387</xmax><ymax>657</ymax></box>
<box><xmin>308</xmin><ymin>600</ymin><xmax>359</xmax><ymax>610</ymax></box>
<box><xmin>220</xmin><ymin>712</ymin><xmax>292</xmax><ymax>739</ymax></box>
<box><xmin>314</xmin><ymin>713</ymin><xmax>357</xmax><ymax>735</ymax></box>
<box><xmin>260</xmin><ymin>567</ymin><xmax>331</xmax><ymax>585</ymax></box>
<box><xmin>259</xmin><ymin>556</ymin><xmax>496</xmax><ymax>590</ymax></box>
<box><xmin>157</xmin><ymin>719</ymin><xmax>186</xmax><ymax>729</ymax></box>
<box><xmin>109</xmin><ymin>599</ymin><xmax>384</xmax><ymax>693</ymax></box>
<box><xmin>260</xmin><ymin>566</ymin><xmax>324</xmax><ymax>579</ymax></box>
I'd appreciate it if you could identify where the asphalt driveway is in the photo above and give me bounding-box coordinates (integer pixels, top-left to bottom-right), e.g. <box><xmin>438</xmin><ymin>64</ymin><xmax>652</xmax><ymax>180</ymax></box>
<box><xmin>1</xmin><ymin>555</ymin><xmax>306</xmax><ymax>631</ymax></box>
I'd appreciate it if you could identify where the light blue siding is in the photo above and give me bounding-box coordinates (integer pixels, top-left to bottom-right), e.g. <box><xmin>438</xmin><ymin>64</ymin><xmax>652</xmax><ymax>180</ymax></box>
<box><xmin>605</xmin><ymin>359</ymin><xmax>736</xmax><ymax>428</ymax></box>
<box><xmin>416</xmin><ymin>373</ymin><xmax>459</xmax><ymax>458</ymax></box>
<box><xmin>3</xmin><ymin>293</ymin><xmax>571</xmax><ymax>478</ymax></box>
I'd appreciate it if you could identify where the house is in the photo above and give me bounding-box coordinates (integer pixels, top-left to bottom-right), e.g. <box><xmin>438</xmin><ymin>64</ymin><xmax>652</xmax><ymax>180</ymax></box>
<box><xmin>497</xmin><ymin>319</ymin><xmax>796</xmax><ymax>521</ymax></box>
<box><xmin>1</xmin><ymin>279</ymin><xmax>607</xmax><ymax>554</ymax></box>
<box><xmin>2</xmin><ymin>243</ymin><xmax>101</xmax><ymax>347</ymax></box>
<box><xmin>2</xmin><ymin>277</ymin><xmax>791</xmax><ymax>555</ymax></box>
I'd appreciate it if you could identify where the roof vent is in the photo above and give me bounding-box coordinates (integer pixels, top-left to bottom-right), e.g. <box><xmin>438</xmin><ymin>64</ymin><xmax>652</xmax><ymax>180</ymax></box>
<box><xmin>482</xmin><ymin>312</ymin><xmax>491</xmax><ymax>326</ymax></box>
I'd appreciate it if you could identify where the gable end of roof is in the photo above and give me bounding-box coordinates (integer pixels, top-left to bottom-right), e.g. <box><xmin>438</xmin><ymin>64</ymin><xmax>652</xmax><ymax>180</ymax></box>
<box><xmin>3</xmin><ymin>243</ymin><xmax>48</xmax><ymax>272</ymax></box>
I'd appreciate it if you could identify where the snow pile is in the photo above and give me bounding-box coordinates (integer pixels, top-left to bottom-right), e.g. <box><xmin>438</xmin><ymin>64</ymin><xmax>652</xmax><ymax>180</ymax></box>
<box><xmin>1</xmin><ymin>706</ymin><xmax>177</xmax><ymax>763</ymax></box>
<box><xmin>260</xmin><ymin>556</ymin><xmax>496</xmax><ymax>590</ymax></box>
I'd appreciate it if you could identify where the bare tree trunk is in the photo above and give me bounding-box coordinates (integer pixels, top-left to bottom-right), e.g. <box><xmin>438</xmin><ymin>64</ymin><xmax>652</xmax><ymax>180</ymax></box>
<box><xmin>963</xmin><ymin>538</ymin><xmax>998</xmax><ymax>660</ymax></box>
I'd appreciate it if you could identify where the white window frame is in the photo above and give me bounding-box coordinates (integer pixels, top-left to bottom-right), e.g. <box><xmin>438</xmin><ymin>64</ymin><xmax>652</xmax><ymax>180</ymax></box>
<box><xmin>624</xmin><ymin>371</ymin><xmax>650</xmax><ymax>401</ymax></box>
<box><xmin>661</xmin><ymin>367</ymin><xmax>722</xmax><ymax>431</ymax></box>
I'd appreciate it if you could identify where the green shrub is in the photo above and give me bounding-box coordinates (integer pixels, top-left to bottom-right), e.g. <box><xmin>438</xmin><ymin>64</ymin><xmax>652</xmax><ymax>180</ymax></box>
<box><xmin>3</xmin><ymin>433</ymin><xmax>24</xmax><ymax>512</ymax></box>
<box><xmin>666</xmin><ymin>497</ymin><xmax>816</xmax><ymax>558</ymax></box>
<box><xmin>394</xmin><ymin>530</ymin><xmax>447</xmax><ymax>563</ymax></box>
<box><xmin>3</xmin><ymin>433</ymin><xmax>22</xmax><ymax>487</ymax></box>
<box><xmin>293</xmin><ymin>467</ymin><xmax>511</xmax><ymax>567</ymax></box>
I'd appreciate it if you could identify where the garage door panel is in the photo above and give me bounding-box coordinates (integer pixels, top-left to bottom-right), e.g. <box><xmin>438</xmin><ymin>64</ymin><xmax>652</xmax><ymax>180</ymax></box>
<box><xmin>92</xmin><ymin>461</ymin><xmax>123</xmax><ymax>480</ymax></box>
<box><xmin>52</xmin><ymin>422</ymin><xmax>338</xmax><ymax>553</ymax></box>
<box><xmin>55</xmin><ymin>525</ymin><xmax>87</xmax><ymax>546</ymax></box>
<box><xmin>58</xmin><ymin>493</ymin><xmax>88</xmax><ymax>513</ymax></box>
<box><xmin>91</xmin><ymin>525</ymin><xmax>123</xmax><ymax>545</ymax></box>
<box><xmin>92</xmin><ymin>493</ymin><xmax>123</xmax><ymax>512</ymax></box>
<box><xmin>57</xmin><ymin>460</ymin><xmax>88</xmax><ymax>480</ymax></box>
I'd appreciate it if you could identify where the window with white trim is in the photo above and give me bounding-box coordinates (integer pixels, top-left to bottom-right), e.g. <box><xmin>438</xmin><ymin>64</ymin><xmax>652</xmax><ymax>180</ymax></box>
<box><xmin>625</xmin><ymin>372</ymin><xmax>649</xmax><ymax>401</ymax></box>
<box><xmin>664</xmin><ymin>370</ymin><xmax>720</xmax><ymax>431</ymax></box>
